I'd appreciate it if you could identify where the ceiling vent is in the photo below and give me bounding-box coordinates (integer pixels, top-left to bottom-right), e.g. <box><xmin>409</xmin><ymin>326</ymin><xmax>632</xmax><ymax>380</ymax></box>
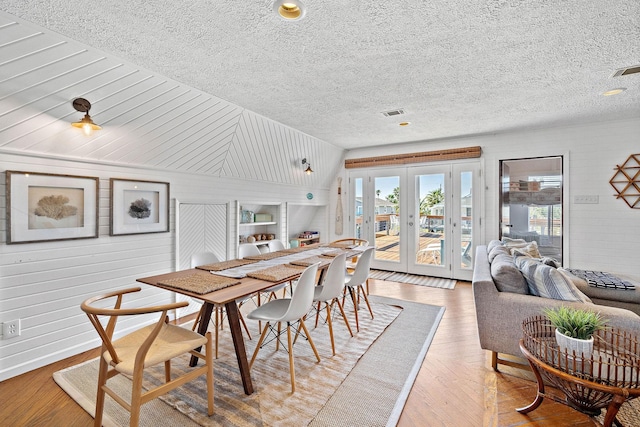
<box><xmin>382</xmin><ymin>109</ymin><xmax>405</xmax><ymax>117</ymax></box>
<box><xmin>611</xmin><ymin>65</ymin><xmax>640</xmax><ymax>78</ymax></box>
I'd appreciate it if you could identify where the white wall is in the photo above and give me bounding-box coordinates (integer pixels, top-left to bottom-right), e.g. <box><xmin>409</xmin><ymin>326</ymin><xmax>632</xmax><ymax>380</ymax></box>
<box><xmin>334</xmin><ymin>118</ymin><xmax>640</xmax><ymax>276</ymax></box>
<box><xmin>0</xmin><ymin>152</ymin><xmax>332</xmax><ymax>381</ymax></box>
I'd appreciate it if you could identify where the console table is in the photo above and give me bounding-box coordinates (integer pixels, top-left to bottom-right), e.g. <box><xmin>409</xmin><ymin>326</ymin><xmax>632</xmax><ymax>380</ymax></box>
<box><xmin>518</xmin><ymin>316</ymin><xmax>640</xmax><ymax>427</ymax></box>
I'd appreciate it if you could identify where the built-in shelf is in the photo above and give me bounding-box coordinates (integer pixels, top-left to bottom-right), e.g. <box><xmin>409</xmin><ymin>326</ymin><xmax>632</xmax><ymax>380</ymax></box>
<box><xmin>239</xmin><ymin>221</ymin><xmax>277</xmax><ymax>227</ymax></box>
<box><xmin>291</xmin><ymin>235</ymin><xmax>320</xmax><ymax>246</ymax></box>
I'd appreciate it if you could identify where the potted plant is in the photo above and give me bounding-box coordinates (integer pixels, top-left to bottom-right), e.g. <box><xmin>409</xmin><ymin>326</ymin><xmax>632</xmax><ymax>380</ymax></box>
<box><xmin>543</xmin><ymin>306</ymin><xmax>607</xmax><ymax>358</ymax></box>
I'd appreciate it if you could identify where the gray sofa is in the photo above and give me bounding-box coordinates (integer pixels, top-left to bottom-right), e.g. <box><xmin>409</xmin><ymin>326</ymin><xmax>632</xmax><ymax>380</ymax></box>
<box><xmin>472</xmin><ymin>244</ymin><xmax>640</xmax><ymax>371</ymax></box>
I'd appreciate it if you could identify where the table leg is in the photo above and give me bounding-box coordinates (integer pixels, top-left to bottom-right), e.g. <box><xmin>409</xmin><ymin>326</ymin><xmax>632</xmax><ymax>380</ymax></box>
<box><xmin>226</xmin><ymin>301</ymin><xmax>254</xmax><ymax>395</ymax></box>
<box><xmin>516</xmin><ymin>360</ymin><xmax>545</xmax><ymax>414</ymax></box>
<box><xmin>190</xmin><ymin>302</ymin><xmax>215</xmax><ymax>367</ymax></box>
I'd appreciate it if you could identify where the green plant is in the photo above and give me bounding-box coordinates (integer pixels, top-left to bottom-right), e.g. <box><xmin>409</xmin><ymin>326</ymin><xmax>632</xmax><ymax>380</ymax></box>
<box><xmin>543</xmin><ymin>306</ymin><xmax>607</xmax><ymax>340</ymax></box>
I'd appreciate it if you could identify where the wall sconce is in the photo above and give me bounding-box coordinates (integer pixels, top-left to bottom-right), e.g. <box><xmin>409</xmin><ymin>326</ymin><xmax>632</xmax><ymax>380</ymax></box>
<box><xmin>71</xmin><ymin>98</ymin><xmax>101</xmax><ymax>135</ymax></box>
<box><xmin>302</xmin><ymin>158</ymin><xmax>313</xmax><ymax>175</ymax></box>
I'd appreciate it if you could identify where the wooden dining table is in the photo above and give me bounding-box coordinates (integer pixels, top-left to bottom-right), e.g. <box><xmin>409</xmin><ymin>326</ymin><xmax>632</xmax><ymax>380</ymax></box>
<box><xmin>136</xmin><ymin>243</ymin><xmax>365</xmax><ymax>395</ymax></box>
<box><xmin>136</xmin><ymin>267</ymin><xmax>297</xmax><ymax>395</ymax></box>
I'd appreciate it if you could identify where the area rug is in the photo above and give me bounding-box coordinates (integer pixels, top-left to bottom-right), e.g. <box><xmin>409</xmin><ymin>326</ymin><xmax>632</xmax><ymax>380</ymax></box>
<box><xmin>369</xmin><ymin>269</ymin><xmax>456</xmax><ymax>289</ymax></box>
<box><xmin>54</xmin><ymin>296</ymin><xmax>444</xmax><ymax>427</ymax></box>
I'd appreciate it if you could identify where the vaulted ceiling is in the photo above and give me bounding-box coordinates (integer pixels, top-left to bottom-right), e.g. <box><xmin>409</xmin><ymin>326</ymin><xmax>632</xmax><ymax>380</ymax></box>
<box><xmin>2</xmin><ymin>1</ymin><xmax>639</xmax><ymax>152</ymax></box>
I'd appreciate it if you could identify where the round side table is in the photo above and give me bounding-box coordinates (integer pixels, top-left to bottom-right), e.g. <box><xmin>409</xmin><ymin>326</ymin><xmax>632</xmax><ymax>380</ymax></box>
<box><xmin>518</xmin><ymin>315</ymin><xmax>640</xmax><ymax>427</ymax></box>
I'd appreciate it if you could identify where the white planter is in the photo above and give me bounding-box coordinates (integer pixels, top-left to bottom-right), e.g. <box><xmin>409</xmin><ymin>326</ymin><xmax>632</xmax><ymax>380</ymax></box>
<box><xmin>555</xmin><ymin>329</ymin><xmax>594</xmax><ymax>358</ymax></box>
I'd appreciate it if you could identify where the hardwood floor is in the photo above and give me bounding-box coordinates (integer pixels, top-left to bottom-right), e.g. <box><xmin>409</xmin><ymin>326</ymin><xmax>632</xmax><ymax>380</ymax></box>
<box><xmin>0</xmin><ymin>279</ymin><xmax>600</xmax><ymax>426</ymax></box>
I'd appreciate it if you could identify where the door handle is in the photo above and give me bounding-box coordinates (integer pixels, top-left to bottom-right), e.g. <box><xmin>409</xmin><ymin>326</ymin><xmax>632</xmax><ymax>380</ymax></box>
<box><xmin>409</xmin><ymin>222</ymin><xmax>413</xmax><ymax>226</ymax></box>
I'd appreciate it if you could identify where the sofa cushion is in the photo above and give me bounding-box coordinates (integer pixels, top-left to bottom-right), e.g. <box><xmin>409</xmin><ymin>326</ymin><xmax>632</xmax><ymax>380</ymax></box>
<box><xmin>490</xmin><ymin>253</ymin><xmax>529</xmax><ymax>294</ymax></box>
<box><xmin>487</xmin><ymin>239</ymin><xmax>504</xmax><ymax>254</ymax></box>
<box><xmin>488</xmin><ymin>244</ymin><xmax>510</xmax><ymax>263</ymax></box>
<box><xmin>514</xmin><ymin>255</ymin><xmax>591</xmax><ymax>303</ymax></box>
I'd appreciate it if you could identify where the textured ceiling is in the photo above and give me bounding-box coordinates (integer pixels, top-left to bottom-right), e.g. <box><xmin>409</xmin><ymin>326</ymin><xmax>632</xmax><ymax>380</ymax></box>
<box><xmin>3</xmin><ymin>0</ymin><xmax>639</xmax><ymax>150</ymax></box>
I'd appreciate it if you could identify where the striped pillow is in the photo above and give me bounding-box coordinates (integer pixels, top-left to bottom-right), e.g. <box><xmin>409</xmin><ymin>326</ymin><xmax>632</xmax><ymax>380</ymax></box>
<box><xmin>514</xmin><ymin>254</ymin><xmax>591</xmax><ymax>303</ymax></box>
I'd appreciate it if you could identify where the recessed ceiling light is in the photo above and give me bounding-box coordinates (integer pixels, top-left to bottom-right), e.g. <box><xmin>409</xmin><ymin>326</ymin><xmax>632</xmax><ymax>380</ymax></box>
<box><xmin>273</xmin><ymin>0</ymin><xmax>306</xmax><ymax>20</ymax></box>
<box><xmin>602</xmin><ymin>88</ymin><xmax>626</xmax><ymax>96</ymax></box>
<box><xmin>399</xmin><ymin>122</ymin><xmax>410</xmax><ymax>127</ymax></box>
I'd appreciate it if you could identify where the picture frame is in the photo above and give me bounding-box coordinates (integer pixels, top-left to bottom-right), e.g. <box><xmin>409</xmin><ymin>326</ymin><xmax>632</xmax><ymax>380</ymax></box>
<box><xmin>110</xmin><ymin>178</ymin><xmax>170</xmax><ymax>235</ymax></box>
<box><xmin>6</xmin><ymin>170</ymin><xmax>99</xmax><ymax>244</ymax></box>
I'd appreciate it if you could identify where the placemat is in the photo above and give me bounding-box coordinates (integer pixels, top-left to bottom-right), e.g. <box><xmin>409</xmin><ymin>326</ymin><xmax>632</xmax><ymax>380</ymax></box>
<box><xmin>243</xmin><ymin>251</ymin><xmax>289</xmax><ymax>261</ymax></box>
<box><xmin>321</xmin><ymin>249</ymin><xmax>361</xmax><ymax>259</ymax></box>
<box><xmin>195</xmin><ymin>259</ymin><xmax>257</xmax><ymax>271</ymax></box>
<box><xmin>159</xmin><ymin>274</ymin><xmax>241</xmax><ymax>294</ymax></box>
<box><xmin>289</xmin><ymin>256</ymin><xmax>331</xmax><ymax>268</ymax></box>
<box><xmin>247</xmin><ymin>264</ymin><xmax>306</xmax><ymax>282</ymax></box>
<box><xmin>280</xmin><ymin>243</ymin><xmax>321</xmax><ymax>253</ymax></box>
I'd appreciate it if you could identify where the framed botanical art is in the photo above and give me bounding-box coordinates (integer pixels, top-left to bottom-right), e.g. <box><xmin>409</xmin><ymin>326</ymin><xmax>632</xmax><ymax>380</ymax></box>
<box><xmin>6</xmin><ymin>170</ymin><xmax>99</xmax><ymax>244</ymax></box>
<box><xmin>110</xmin><ymin>178</ymin><xmax>170</xmax><ymax>235</ymax></box>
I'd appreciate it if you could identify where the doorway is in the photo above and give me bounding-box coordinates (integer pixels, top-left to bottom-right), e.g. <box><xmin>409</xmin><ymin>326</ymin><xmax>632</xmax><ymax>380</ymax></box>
<box><xmin>499</xmin><ymin>156</ymin><xmax>564</xmax><ymax>263</ymax></box>
<box><xmin>349</xmin><ymin>161</ymin><xmax>481</xmax><ymax>280</ymax></box>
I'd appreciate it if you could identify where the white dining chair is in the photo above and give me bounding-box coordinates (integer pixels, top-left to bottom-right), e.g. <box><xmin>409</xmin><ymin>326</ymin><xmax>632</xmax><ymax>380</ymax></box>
<box><xmin>248</xmin><ymin>263</ymin><xmax>321</xmax><ymax>393</ymax></box>
<box><xmin>344</xmin><ymin>247</ymin><xmax>375</xmax><ymax>332</ymax></box>
<box><xmin>239</xmin><ymin>242</ymin><xmax>288</xmax><ymax>301</ymax></box>
<box><xmin>267</xmin><ymin>239</ymin><xmax>286</xmax><ymax>252</ymax></box>
<box><xmin>311</xmin><ymin>253</ymin><xmax>353</xmax><ymax>355</ymax></box>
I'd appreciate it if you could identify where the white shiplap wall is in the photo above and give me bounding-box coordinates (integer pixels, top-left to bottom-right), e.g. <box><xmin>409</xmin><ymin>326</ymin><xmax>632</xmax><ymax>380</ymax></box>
<box><xmin>0</xmin><ymin>152</ymin><xmax>336</xmax><ymax>381</ymax></box>
<box><xmin>339</xmin><ymin>118</ymin><xmax>640</xmax><ymax>276</ymax></box>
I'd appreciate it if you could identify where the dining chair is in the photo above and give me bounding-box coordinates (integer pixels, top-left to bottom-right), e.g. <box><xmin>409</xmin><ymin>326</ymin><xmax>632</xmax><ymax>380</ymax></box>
<box><xmin>190</xmin><ymin>252</ymin><xmax>252</xmax><ymax>358</ymax></box>
<box><xmin>330</xmin><ymin>238</ymin><xmax>370</xmax><ymax>277</ymax></box>
<box><xmin>81</xmin><ymin>287</ymin><xmax>214</xmax><ymax>427</ymax></box>
<box><xmin>248</xmin><ymin>263</ymin><xmax>321</xmax><ymax>393</ymax></box>
<box><xmin>267</xmin><ymin>239</ymin><xmax>286</xmax><ymax>252</ymax></box>
<box><xmin>344</xmin><ymin>247</ymin><xmax>375</xmax><ymax>332</ymax></box>
<box><xmin>311</xmin><ymin>253</ymin><xmax>353</xmax><ymax>355</ymax></box>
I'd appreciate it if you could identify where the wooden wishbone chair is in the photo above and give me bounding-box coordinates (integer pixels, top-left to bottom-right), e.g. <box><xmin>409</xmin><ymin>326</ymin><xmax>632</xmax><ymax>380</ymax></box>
<box><xmin>81</xmin><ymin>287</ymin><xmax>214</xmax><ymax>427</ymax></box>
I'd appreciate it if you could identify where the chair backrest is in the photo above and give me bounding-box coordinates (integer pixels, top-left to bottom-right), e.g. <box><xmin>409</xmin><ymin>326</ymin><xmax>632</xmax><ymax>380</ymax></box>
<box><xmin>346</xmin><ymin>247</ymin><xmax>375</xmax><ymax>287</ymax></box>
<box><xmin>279</xmin><ymin>263</ymin><xmax>320</xmax><ymax>322</ymax></box>
<box><xmin>238</xmin><ymin>243</ymin><xmax>261</xmax><ymax>259</ymax></box>
<box><xmin>81</xmin><ymin>287</ymin><xmax>188</xmax><ymax>364</ymax></box>
<box><xmin>190</xmin><ymin>252</ymin><xmax>220</xmax><ymax>268</ymax></box>
<box><xmin>267</xmin><ymin>239</ymin><xmax>285</xmax><ymax>252</ymax></box>
<box><xmin>315</xmin><ymin>253</ymin><xmax>347</xmax><ymax>301</ymax></box>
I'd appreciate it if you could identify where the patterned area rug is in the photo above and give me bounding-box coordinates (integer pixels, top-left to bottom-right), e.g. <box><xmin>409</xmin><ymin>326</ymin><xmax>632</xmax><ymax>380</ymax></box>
<box><xmin>369</xmin><ymin>269</ymin><xmax>456</xmax><ymax>289</ymax></box>
<box><xmin>54</xmin><ymin>296</ymin><xmax>444</xmax><ymax>427</ymax></box>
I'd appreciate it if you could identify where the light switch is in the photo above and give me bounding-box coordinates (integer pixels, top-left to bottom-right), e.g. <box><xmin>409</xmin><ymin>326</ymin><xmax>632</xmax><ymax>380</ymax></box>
<box><xmin>574</xmin><ymin>195</ymin><xmax>599</xmax><ymax>204</ymax></box>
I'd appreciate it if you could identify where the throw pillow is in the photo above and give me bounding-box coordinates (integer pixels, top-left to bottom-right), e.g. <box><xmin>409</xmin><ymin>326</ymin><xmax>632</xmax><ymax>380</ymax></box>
<box><xmin>510</xmin><ymin>240</ymin><xmax>541</xmax><ymax>258</ymax></box>
<box><xmin>514</xmin><ymin>254</ymin><xmax>591</xmax><ymax>303</ymax></box>
<box><xmin>557</xmin><ymin>269</ymin><xmax>592</xmax><ymax>303</ymax></box>
<box><xmin>502</xmin><ymin>237</ymin><xmax>528</xmax><ymax>248</ymax></box>
<box><xmin>491</xmin><ymin>253</ymin><xmax>529</xmax><ymax>294</ymax></box>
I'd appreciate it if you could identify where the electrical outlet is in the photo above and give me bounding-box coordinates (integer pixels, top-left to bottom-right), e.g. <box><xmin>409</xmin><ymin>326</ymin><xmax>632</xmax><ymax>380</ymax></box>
<box><xmin>2</xmin><ymin>319</ymin><xmax>21</xmax><ymax>339</ymax></box>
<box><xmin>574</xmin><ymin>195</ymin><xmax>599</xmax><ymax>204</ymax></box>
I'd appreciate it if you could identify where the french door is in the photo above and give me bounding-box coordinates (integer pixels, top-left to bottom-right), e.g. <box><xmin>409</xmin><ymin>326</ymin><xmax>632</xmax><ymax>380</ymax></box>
<box><xmin>349</xmin><ymin>161</ymin><xmax>480</xmax><ymax>280</ymax></box>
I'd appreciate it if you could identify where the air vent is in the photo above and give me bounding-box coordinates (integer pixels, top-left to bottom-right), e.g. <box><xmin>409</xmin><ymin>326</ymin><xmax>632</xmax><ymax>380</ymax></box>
<box><xmin>611</xmin><ymin>65</ymin><xmax>640</xmax><ymax>78</ymax></box>
<box><xmin>382</xmin><ymin>109</ymin><xmax>405</xmax><ymax>117</ymax></box>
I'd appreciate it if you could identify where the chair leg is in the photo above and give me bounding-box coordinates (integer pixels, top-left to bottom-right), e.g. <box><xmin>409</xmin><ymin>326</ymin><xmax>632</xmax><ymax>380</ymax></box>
<box><xmin>164</xmin><ymin>360</ymin><xmax>171</xmax><ymax>382</ymax></box>
<box><xmin>325</xmin><ymin>302</ymin><xmax>336</xmax><ymax>355</ymax></box>
<box><xmin>287</xmin><ymin>323</ymin><xmax>296</xmax><ymax>393</ymax></box>
<box><xmin>334</xmin><ymin>297</ymin><xmax>353</xmax><ymax>337</ymax></box>
<box><xmin>299</xmin><ymin>318</ymin><xmax>320</xmax><ymax>363</ymax></box>
<box><xmin>250</xmin><ymin>322</ymin><xmax>270</xmax><ymax>369</ymax></box>
<box><xmin>348</xmin><ymin>286</ymin><xmax>360</xmax><ymax>332</ymax></box>
<box><xmin>358</xmin><ymin>285</ymin><xmax>374</xmax><ymax>319</ymax></box>
<box><xmin>314</xmin><ymin>301</ymin><xmax>322</xmax><ymax>328</ymax></box>
<box><xmin>192</xmin><ymin>305</ymin><xmax>204</xmax><ymax>331</ymax></box>
<box><xmin>239</xmin><ymin>311</ymin><xmax>252</xmax><ymax>340</ymax></box>
<box><xmin>130</xmin><ymin>366</ymin><xmax>144</xmax><ymax>427</ymax></box>
<box><xmin>94</xmin><ymin>356</ymin><xmax>109</xmax><ymax>427</ymax></box>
